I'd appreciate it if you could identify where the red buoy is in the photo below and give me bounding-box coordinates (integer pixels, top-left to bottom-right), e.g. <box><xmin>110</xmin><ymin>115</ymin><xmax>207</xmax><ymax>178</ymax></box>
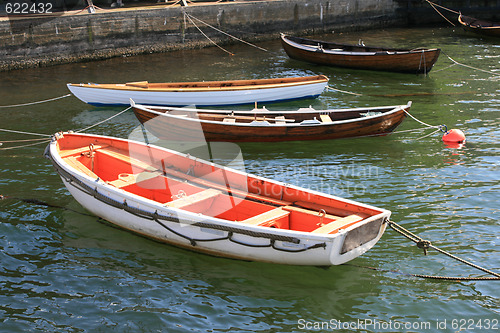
<box><xmin>442</xmin><ymin>129</ymin><xmax>466</xmax><ymax>144</ymax></box>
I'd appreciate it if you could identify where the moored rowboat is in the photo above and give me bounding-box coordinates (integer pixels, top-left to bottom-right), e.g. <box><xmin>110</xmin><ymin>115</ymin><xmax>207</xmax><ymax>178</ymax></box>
<box><xmin>67</xmin><ymin>75</ymin><xmax>329</xmax><ymax>107</ymax></box>
<box><xmin>280</xmin><ymin>34</ymin><xmax>441</xmax><ymax>74</ymax></box>
<box><xmin>131</xmin><ymin>101</ymin><xmax>411</xmax><ymax>142</ymax></box>
<box><xmin>458</xmin><ymin>14</ymin><xmax>500</xmax><ymax>38</ymax></box>
<box><xmin>45</xmin><ymin>132</ymin><xmax>390</xmax><ymax>265</ymax></box>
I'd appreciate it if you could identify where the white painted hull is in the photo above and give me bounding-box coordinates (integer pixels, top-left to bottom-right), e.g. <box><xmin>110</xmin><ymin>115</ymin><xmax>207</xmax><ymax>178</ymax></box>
<box><xmin>60</xmin><ymin>175</ymin><xmax>386</xmax><ymax>265</ymax></box>
<box><xmin>67</xmin><ymin>81</ymin><xmax>327</xmax><ymax>107</ymax></box>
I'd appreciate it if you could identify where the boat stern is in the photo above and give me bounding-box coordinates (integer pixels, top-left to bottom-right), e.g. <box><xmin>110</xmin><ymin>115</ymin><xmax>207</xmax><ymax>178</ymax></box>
<box><xmin>328</xmin><ymin>212</ymin><xmax>390</xmax><ymax>265</ymax></box>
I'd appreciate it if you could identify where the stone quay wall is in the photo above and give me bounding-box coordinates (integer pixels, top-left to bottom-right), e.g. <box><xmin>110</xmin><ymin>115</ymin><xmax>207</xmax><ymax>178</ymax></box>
<box><xmin>1</xmin><ymin>0</ymin><xmax>499</xmax><ymax>71</ymax></box>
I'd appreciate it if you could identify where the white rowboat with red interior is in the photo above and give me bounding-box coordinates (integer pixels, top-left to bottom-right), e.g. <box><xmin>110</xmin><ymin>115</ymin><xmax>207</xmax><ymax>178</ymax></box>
<box><xmin>45</xmin><ymin>132</ymin><xmax>390</xmax><ymax>265</ymax></box>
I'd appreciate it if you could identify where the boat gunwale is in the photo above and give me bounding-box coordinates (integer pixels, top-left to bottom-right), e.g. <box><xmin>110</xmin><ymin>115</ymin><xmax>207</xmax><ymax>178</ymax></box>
<box><xmin>67</xmin><ymin>75</ymin><xmax>329</xmax><ymax>92</ymax></box>
<box><xmin>133</xmin><ymin>102</ymin><xmax>410</xmax><ymax>128</ymax></box>
<box><xmin>458</xmin><ymin>14</ymin><xmax>500</xmax><ymax>30</ymax></box>
<box><xmin>281</xmin><ymin>34</ymin><xmax>441</xmax><ymax>56</ymax></box>
<box><xmin>132</xmin><ymin>102</ymin><xmax>410</xmax><ymax>115</ymax></box>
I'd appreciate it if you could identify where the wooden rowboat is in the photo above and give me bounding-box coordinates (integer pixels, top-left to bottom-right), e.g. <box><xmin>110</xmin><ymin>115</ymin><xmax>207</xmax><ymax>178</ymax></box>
<box><xmin>131</xmin><ymin>101</ymin><xmax>411</xmax><ymax>142</ymax></box>
<box><xmin>280</xmin><ymin>34</ymin><xmax>441</xmax><ymax>74</ymax></box>
<box><xmin>458</xmin><ymin>14</ymin><xmax>500</xmax><ymax>38</ymax></box>
<box><xmin>66</xmin><ymin>75</ymin><xmax>329</xmax><ymax>107</ymax></box>
<box><xmin>45</xmin><ymin>132</ymin><xmax>390</xmax><ymax>266</ymax></box>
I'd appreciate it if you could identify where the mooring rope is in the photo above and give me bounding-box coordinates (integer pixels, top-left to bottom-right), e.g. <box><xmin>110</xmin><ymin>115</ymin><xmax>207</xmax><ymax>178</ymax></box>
<box><xmin>444</xmin><ymin>54</ymin><xmax>500</xmax><ymax>77</ymax></box>
<box><xmin>403</xmin><ymin>110</ymin><xmax>441</xmax><ymax>129</ymax></box>
<box><xmin>0</xmin><ymin>139</ymin><xmax>51</xmax><ymax>151</ymax></box>
<box><xmin>425</xmin><ymin>0</ymin><xmax>457</xmax><ymax>26</ymax></box>
<box><xmin>425</xmin><ymin>0</ymin><xmax>460</xmax><ymax>15</ymax></box>
<box><xmin>326</xmin><ymin>85</ymin><xmax>475</xmax><ymax>98</ymax></box>
<box><xmin>184</xmin><ymin>11</ymin><xmax>234</xmax><ymax>56</ymax></box>
<box><xmin>75</xmin><ymin>106</ymin><xmax>132</xmax><ymax>133</ymax></box>
<box><xmin>321</xmin><ymin>89</ymin><xmax>448</xmax><ymax>139</ymax></box>
<box><xmin>345</xmin><ymin>263</ymin><xmax>500</xmax><ymax>281</ymax></box>
<box><xmin>412</xmin><ymin>128</ymin><xmax>443</xmax><ymax>141</ymax></box>
<box><xmin>0</xmin><ymin>128</ymin><xmax>52</xmax><ymax>150</ymax></box>
<box><xmin>419</xmin><ymin>49</ymin><xmax>427</xmax><ymax>75</ymax></box>
<box><xmin>0</xmin><ymin>93</ymin><xmax>72</xmax><ymax>108</ymax></box>
<box><xmin>0</xmin><ymin>128</ymin><xmax>51</xmax><ymax>137</ymax></box>
<box><xmin>386</xmin><ymin>220</ymin><xmax>500</xmax><ymax>280</ymax></box>
<box><xmin>375</xmin><ymin>123</ymin><xmax>444</xmax><ymax>141</ymax></box>
<box><xmin>431</xmin><ymin>62</ymin><xmax>458</xmax><ymax>73</ymax></box>
<box><xmin>0</xmin><ymin>106</ymin><xmax>131</xmax><ymax>150</ymax></box>
<box><xmin>184</xmin><ymin>12</ymin><xmax>268</xmax><ymax>52</ymax></box>
<box><xmin>0</xmin><ymin>137</ymin><xmax>50</xmax><ymax>143</ymax></box>
<box><xmin>325</xmin><ymin>86</ymin><xmax>363</xmax><ymax>96</ymax></box>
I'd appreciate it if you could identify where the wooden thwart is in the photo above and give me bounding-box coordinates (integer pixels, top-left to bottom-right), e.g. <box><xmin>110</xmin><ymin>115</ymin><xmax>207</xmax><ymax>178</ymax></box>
<box><xmin>199</xmin><ymin>113</ymin><xmax>295</xmax><ymax>123</ymax></box>
<box><xmin>166</xmin><ymin>189</ymin><xmax>221</xmax><ymax>208</ymax></box>
<box><xmin>282</xmin><ymin>205</ymin><xmax>340</xmax><ymax>220</ymax></box>
<box><xmin>64</xmin><ymin>156</ymin><xmax>98</xmax><ymax>179</ymax></box>
<box><xmin>320</xmin><ymin>114</ymin><xmax>333</xmax><ymax>123</ymax></box>
<box><xmin>241</xmin><ymin>207</ymin><xmax>290</xmax><ymax>225</ymax></box>
<box><xmin>59</xmin><ymin>144</ymin><xmax>108</xmax><ymax>158</ymax></box>
<box><xmin>294</xmin><ymin>201</ymin><xmax>370</xmax><ymax>219</ymax></box>
<box><xmin>311</xmin><ymin>214</ymin><xmax>364</xmax><ymax>234</ymax></box>
<box><xmin>107</xmin><ymin>171</ymin><xmax>162</xmax><ymax>188</ymax></box>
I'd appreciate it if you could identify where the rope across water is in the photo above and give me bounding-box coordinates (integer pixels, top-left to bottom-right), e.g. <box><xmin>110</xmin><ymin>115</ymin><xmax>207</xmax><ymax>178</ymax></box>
<box><xmin>182</xmin><ymin>11</ymin><xmax>267</xmax><ymax>56</ymax></box>
<box><xmin>0</xmin><ymin>93</ymin><xmax>71</xmax><ymax>108</ymax></box>
<box><xmin>385</xmin><ymin>220</ymin><xmax>500</xmax><ymax>280</ymax></box>
<box><xmin>0</xmin><ymin>105</ymin><xmax>132</xmax><ymax>150</ymax></box>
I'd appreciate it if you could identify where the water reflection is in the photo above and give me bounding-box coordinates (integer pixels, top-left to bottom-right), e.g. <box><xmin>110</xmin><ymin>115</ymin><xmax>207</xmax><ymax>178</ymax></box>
<box><xmin>59</xmin><ymin>202</ymin><xmax>390</xmax><ymax>331</ymax></box>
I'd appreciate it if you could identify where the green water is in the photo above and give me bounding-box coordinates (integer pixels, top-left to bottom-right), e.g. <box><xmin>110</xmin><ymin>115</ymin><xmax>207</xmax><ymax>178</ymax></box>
<box><xmin>0</xmin><ymin>27</ymin><xmax>499</xmax><ymax>332</ymax></box>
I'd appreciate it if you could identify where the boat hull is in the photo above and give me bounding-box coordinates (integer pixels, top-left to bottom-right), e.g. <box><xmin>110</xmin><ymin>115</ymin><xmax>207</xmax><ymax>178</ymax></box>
<box><xmin>46</xmin><ymin>133</ymin><xmax>390</xmax><ymax>266</ymax></box>
<box><xmin>458</xmin><ymin>14</ymin><xmax>500</xmax><ymax>38</ymax></box>
<box><xmin>60</xmin><ymin>178</ymin><xmax>386</xmax><ymax>265</ymax></box>
<box><xmin>67</xmin><ymin>76</ymin><xmax>328</xmax><ymax>107</ymax></box>
<box><xmin>281</xmin><ymin>35</ymin><xmax>441</xmax><ymax>74</ymax></box>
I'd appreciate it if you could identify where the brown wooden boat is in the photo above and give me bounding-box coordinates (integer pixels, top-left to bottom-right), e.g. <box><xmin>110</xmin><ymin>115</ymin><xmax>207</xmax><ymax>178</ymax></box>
<box><xmin>131</xmin><ymin>101</ymin><xmax>411</xmax><ymax>142</ymax></box>
<box><xmin>458</xmin><ymin>14</ymin><xmax>500</xmax><ymax>38</ymax></box>
<box><xmin>280</xmin><ymin>34</ymin><xmax>441</xmax><ymax>74</ymax></box>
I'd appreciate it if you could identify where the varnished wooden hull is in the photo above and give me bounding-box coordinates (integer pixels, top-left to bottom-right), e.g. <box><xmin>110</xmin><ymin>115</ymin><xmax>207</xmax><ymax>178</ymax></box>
<box><xmin>280</xmin><ymin>34</ymin><xmax>441</xmax><ymax>74</ymax></box>
<box><xmin>132</xmin><ymin>103</ymin><xmax>411</xmax><ymax>142</ymax></box>
<box><xmin>458</xmin><ymin>14</ymin><xmax>500</xmax><ymax>38</ymax></box>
